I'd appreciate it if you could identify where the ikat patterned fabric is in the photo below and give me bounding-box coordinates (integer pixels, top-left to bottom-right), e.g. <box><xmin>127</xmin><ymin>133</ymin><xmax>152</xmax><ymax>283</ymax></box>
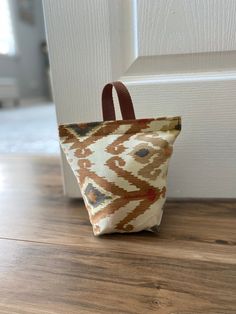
<box><xmin>59</xmin><ymin>116</ymin><xmax>181</xmax><ymax>235</ymax></box>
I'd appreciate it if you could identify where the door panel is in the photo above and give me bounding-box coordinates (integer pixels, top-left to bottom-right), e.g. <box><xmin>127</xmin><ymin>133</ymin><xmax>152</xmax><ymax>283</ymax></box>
<box><xmin>137</xmin><ymin>0</ymin><xmax>236</xmax><ymax>55</ymax></box>
<box><xmin>43</xmin><ymin>0</ymin><xmax>236</xmax><ymax>198</ymax></box>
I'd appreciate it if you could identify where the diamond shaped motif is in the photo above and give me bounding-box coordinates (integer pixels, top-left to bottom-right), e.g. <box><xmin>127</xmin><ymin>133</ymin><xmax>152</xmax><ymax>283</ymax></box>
<box><xmin>84</xmin><ymin>183</ymin><xmax>111</xmax><ymax>208</ymax></box>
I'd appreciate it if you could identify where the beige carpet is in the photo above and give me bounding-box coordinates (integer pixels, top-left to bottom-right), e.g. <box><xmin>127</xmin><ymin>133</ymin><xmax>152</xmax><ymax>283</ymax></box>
<box><xmin>0</xmin><ymin>102</ymin><xmax>60</xmax><ymax>154</ymax></box>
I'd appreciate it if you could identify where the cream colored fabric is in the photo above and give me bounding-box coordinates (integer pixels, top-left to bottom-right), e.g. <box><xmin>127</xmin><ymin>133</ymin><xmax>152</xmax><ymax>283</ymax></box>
<box><xmin>59</xmin><ymin>116</ymin><xmax>181</xmax><ymax>235</ymax></box>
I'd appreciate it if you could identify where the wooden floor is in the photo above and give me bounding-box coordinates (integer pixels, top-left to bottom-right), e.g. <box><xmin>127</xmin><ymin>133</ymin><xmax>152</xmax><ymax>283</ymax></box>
<box><xmin>0</xmin><ymin>156</ymin><xmax>235</xmax><ymax>314</ymax></box>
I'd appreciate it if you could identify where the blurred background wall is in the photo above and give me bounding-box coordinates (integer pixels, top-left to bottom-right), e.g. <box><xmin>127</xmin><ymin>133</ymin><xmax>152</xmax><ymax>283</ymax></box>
<box><xmin>0</xmin><ymin>0</ymin><xmax>58</xmax><ymax>155</ymax></box>
<box><xmin>0</xmin><ymin>0</ymin><xmax>48</xmax><ymax>101</ymax></box>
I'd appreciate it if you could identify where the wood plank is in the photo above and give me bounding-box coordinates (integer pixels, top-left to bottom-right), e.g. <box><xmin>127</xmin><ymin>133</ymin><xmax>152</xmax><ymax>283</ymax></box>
<box><xmin>0</xmin><ymin>156</ymin><xmax>235</xmax><ymax>313</ymax></box>
<box><xmin>1</xmin><ymin>156</ymin><xmax>235</xmax><ymax>246</ymax></box>
<box><xmin>0</xmin><ymin>238</ymin><xmax>235</xmax><ymax>314</ymax></box>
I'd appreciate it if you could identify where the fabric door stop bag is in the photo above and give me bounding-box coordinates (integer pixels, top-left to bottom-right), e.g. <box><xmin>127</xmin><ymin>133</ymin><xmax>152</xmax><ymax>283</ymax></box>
<box><xmin>59</xmin><ymin>81</ymin><xmax>181</xmax><ymax>235</ymax></box>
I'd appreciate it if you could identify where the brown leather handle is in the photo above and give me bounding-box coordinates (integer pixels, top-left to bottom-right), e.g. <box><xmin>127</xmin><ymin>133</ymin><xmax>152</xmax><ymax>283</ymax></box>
<box><xmin>102</xmin><ymin>81</ymin><xmax>136</xmax><ymax>121</ymax></box>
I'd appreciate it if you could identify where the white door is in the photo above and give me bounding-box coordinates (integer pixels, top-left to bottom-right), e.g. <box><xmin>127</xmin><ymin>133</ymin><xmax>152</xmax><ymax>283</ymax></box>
<box><xmin>43</xmin><ymin>0</ymin><xmax>236</xmax><ymax>198</ymax></box>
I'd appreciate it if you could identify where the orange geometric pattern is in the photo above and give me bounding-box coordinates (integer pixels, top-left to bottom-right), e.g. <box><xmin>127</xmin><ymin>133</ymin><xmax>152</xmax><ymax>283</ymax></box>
<box><xmin>59</xmin><ymin>116</ymin><xmax>181</xmax><ymax>235</ymax></box>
